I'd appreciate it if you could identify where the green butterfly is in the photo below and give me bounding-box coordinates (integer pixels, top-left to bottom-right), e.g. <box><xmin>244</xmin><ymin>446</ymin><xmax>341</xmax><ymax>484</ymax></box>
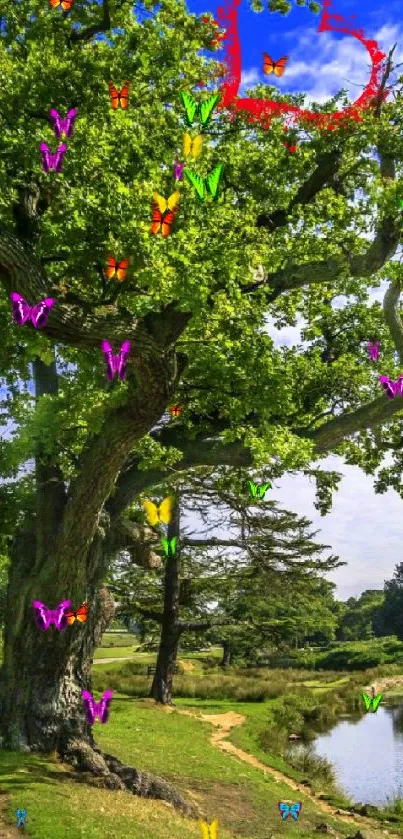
<box><xmin>248</xmin><ymin>481</ymin><xmax>271</xmax><ymax>500</ymax></box>
<box><xmin>361</xmin><ymin>691</ymin><xmax>383</xmax><ymax>712</ymax></box>
<box><xmin>161</xmin><ymin>536</ymin><xmax>177</xmax><ymax>558</ymax></box>
<box><xmin>180</xmin><ymin>91</ymin><xmax>220</xmax><ymax>127</ymax></box>
<box><xmin>184</xmin><ymin>164</ymin><xmax>224</xmax><ymax>202</ymax></box>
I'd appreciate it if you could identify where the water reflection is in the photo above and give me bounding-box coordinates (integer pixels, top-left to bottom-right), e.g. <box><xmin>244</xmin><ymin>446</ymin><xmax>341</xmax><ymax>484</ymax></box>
<box><xmin>313</xmin><ymin>704</ymin><xmax>403</xmax><ymax>805</ymax></box>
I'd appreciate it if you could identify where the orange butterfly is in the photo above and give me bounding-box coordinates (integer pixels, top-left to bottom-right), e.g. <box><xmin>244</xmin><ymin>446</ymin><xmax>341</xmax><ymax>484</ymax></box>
<box><xmin>150</xmin><ymin>192</ymin><xmax>180</xmax><ymax>238</ymax></box>
<box><xmin>105</xmin><ymin>256</ymin><xmax>129</xmax><ymax>282</ymax></box>
<box><xmin>263</xmin><ymin>54</ymin><xmax>288</xmax><ymax>77</ymax></box>
<box><xmin>65</xmin><ymin>602</ymin><xmax>88</xmax><ymax>626</ymax></box>
<box><xmin>170</xmin><ymin>404</ymin><xmax>182</xmax><ymax>417</ymax></box>
<box><xmin>49</xmin><ymin>0</ymin><xmax>74</xmax><ymax>8</ymax></box>
<box><xmin>108</xmin><ymin>82</ymin><xmax>129</xmax><ymax>110</ymax></box>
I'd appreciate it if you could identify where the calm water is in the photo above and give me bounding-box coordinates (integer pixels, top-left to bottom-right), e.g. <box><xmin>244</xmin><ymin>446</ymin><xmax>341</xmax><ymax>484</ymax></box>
<box><xmin>313</xmin><ymin>704</ymin><xmax>403</xmax><ymax>805</ymax></box>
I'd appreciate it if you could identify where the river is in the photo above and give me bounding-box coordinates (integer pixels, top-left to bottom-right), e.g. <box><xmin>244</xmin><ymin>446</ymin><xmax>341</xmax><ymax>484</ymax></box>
<box><xmin>313</xmin><ymin>703</ymin><xmax>403</xmax><ymax>805</ymax></box>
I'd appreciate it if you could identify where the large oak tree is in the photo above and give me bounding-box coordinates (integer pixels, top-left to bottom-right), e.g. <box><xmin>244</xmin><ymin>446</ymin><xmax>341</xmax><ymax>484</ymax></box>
<box><xmin>0</xmin><ymin>0</ymin><xmax>402</xmax><ymax>812</ymax></box>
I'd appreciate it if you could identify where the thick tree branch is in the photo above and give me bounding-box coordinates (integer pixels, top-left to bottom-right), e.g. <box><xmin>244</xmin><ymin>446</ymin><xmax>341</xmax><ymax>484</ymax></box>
<box><xmin>134</xmin><ymin>605</ymin><xmax>164</xmax><ymax>623</ymax></box>
<box><xmin>0</xmin><ymin>228</ymin><xmax>190</xmax><ymax>351</ymax></box>
<box><xmin>69</xmin><ymin>0</ymin><xmax>111</xmax><ymax>43</ymax></box>
<box><xmin>298</xmin><ymin>393</ymin><xmax>403</xmax><ymax>453</ymax></box>
<box><xmin>383</xmin><ymin>280</ymin><xmax>403</xmax><ymax>365</ymax></box>
<box><xmin>256</xmin><ymin>147</ymin><xmax>344</xmax><ymax>231</ymax></box>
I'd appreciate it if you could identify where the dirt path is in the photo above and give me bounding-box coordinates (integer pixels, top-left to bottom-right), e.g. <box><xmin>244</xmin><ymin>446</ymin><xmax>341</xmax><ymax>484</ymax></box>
<box><xmin>93</xmin><ymin>656</ymin><xmax>133</xmax><ymax>665</ymax></box>
<box><xmin>162</xmin><ymin>706</ymin><xmax>402</xmax><ymax>839</ymax></box>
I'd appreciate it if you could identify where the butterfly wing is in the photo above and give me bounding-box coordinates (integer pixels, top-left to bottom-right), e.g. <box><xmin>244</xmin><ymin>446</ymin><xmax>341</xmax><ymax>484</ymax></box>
<box><xmin>144</xmin><ymin>499</ymin><xmax>159</xmax><ymax>526</ymax></box>
<box><xmin>150</xmin><ymin>204</ymin><xmax>163</xmax><ymax>235</ymax></box>
<box><xmin>10</xmin><ymin>292</ymin><xmax>31</xmax><ymax>325</ymax></box>
<box><xmin>116</xmin><ymin>340</ymin><xmax>131</xmax><ymax>380</ymax></box>
<box><xmin>263</xmin><ymin>53</ymin><xmax>275</xmax><ymax>75</ymax></box>
<box><xmin>206</xmin><ymin>163</ymin><xmax>224</xmax><ymax>200</ymax></box>
<box><xmin>379</xmin><ymin>376</ymin><xmax>399</xmax><ymax>399</ymax></box>
<box><xmin>209</xmin><ymin>819</ymin><xmax>218</xmax><ymax>839</ymax></box>
<box><xmin>32</xmin><ymin>600</ymin><xmax>52</xmax><ymax>631</ymax></box>
<box><xmin>257</xmin><ymin>482</ymin><xmax>271</xmax><ymax>499</ymax></box>
<box><xmin>199</xmin><ymin>821</ymin><xmax>210</xmax><ymax>839</ymax></box>
<box><xmin>248</xmin><ymin>481</ymin><xmax>257</xmax><ymax>498</ymax></box>
<box><xmin>76</xmin><ymin>602</ymin><xmax>89</xmax><ymax>623</ymax></box>
<box><xmin>64</xmin><ymin>107</ymin><xmax>77</xmax><ymax>137</ymax></box>
<box><xmin>30</xmin><ymin>298</ymin><xmax>56</xmax><ymax>329</ymax></box>
<box><xmin>183</xmin><ymin>133</ymin><xmax>192</xmax><ymax>158</ymax></box>
<box><xmin>39</xmin><ymin>142</ymin><xmax>51</xmax><ymax>173</ymax></box>
<box><xmin>105</xmin><ymin>256</ymin><xmax>118</xmax><ymax>279</ymax></box>
<box><xmin>168</xmin><ymin>537</ymin><xmax>177</xmax><ymax>557</ymax></box>
<box><xmin>191</xmin><ymin>135</ymin><xmax>203</xmax><ymax>158</ymax></box>
<box><xmin>199</xmin><ymin>92</ymin><xmax>220</xmax><ymax>126</ymax></box>
<box><xmin>181</xmin><ymin>91</ymin><xmax>198</xmax><ymax>126</ymax></box>
<box><xmin>290</xmin><ymin>803</ymin><xmax>301</xmax><ymax>821</ymax></box>
<box><xmin>278</xmin><ymin>802</ymin><xmax>290</xmax><ymax>820</ymax></box>
<box><xmin>98</xmin><ymin>689</ymin><xmax>113</xmax><ymax>723</ymax></box>
<box><xmin>167</xmin><ymin>191</ymin><xmax>181</xmax><ymax>212</ymax></box>
<box><xmin>361</xmin><ymin>691</ymin><xmax>372</xmax><ymax>711</ymax></box>
<box><xmin>152</xmin><ymin>192</ymin><xmax>168</xmax><ymax>214</ymax></box>
<box><xmin>184</xmin><ymin>169</ymin><xmax>205</xmax><ymax>201</ymax></box>
<box><xmin>116</xmin><ymin>259</ymin><xmax>129</xmax><ymax>282</ymax></box>
<box><xmin>51</xmin><ymin>600</ymin><xmax>71</xmax><ymax>631</ymax></box>
<box><xmin>118</xmin><ymin>82</ymin><xmax>130</xmax><ymax>110</ymax></box>
<box><xmin>158</xmin><ymin>495</ymin><xmax>174</xmax><ymax>525</ymax></box>
<box><xmin>161</xmin><ymin>538</ymin><xmax>169</xmax><ymax>557</ymax></box>
<box><xmin>81</xmin><ymin>690</ymin><xmax>97</xmax><ymax>725</ymax></box>
<box><xmin>273</xmin><ymin>56</ymin><xmax>288</xmax><ymax>76</ymax></box>
<box><xmin>101</xmin><ymin>340</ymin><xmax>117</xmax><ymax>380</ymax></box>
<box><xmin>52</xmin><ymin>143</ymin><xmax>67</xmax><ymax>172</ymax></box>
<box><xmin>372</xmin><ymin>693</ymin><xmax>383</xmax><ymax>712</ymax></box>
<box><xmin>49</xmin><ymin>108</ymin><xmax>63</xmax><ymax>138</ymax></box>
<box><xmin>161</xmin><ymin>210</ymin><xmax>177</xmax><ymax>237</ymax></box>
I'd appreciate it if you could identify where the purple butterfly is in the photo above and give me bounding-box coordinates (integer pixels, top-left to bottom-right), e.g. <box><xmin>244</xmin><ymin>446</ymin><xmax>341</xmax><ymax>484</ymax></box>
<box><xmin>101</xmin><ymin>340</ymin><xmax>131</xmax><ymax>381</ymax></box>
<box><xmin>49</xmin><ymin>107</ymin><xmax>78</xmax><ymax>139</ymax></box>
<box><xmin>81</xmin><ymin>689</ymin><xmax>113</xmax><ymax>725</ymax></box>
<box><xmin>32</xmin><ymin>600</ymin><xmax>71</xmax><ymax>632</ymax></box>
<box><xmin>379</xmin><ymin>375</ymin><xmax>403</xmax><ymax>399</ymax></box>
<box><xmin>174</xmin><ymin>161</ymin><xmax>185</xmax><ymax>181</ymax></box>
<box><xmin>10</xmin><ymin>292</ymin><xmax>56</xmax><ymax>329</ymax></box>
<box><xmin>39</xmin><ymin>142</ymin><xmax>67</xmax><ymax>173</ymax></box>
<box><xmin>368</xmin><ymin>341</ymin><xmax>380</xmax><ymax>361</ymax></box>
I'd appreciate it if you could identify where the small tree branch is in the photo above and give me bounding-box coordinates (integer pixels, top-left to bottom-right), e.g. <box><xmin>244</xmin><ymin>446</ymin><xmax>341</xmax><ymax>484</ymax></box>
<box><xmin>69</xmin><ymin>0</ymin><xmax>111</xmax><ymax>44</ymax></box>
<box><xmin>179</xmin><ymin>618</ymin><xmax>234</xmax><ymax>632</ymax></box>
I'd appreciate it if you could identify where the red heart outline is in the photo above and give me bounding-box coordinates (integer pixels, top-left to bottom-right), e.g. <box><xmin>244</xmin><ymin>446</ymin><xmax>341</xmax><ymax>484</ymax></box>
<box><xmin>215</xmin><ymin>0</ymin><xmax>388</xmax><ymax>129</ymax></box>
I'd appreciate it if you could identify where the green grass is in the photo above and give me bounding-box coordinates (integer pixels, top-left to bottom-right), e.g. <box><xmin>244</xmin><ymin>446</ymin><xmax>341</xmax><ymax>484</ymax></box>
<box><xmin>94</xmin><ymin>645</ymin><xmax>137</xmax><ymax>660</ymax></box>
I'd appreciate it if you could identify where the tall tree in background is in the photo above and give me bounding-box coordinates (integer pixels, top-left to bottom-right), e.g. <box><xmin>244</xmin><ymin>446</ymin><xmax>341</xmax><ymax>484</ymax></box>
<box><xmin>109</xmin><ymin>474</ymin><xmax>342</xmax><ymax>699</ymax></box>
<box><xmin>0</xmin><ymin>0</ymin><xmax>403</xmax><ymax>811</ymax></box>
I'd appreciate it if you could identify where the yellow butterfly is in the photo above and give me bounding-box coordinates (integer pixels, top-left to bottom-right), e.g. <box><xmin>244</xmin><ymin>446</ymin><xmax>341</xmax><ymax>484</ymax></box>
<box><xmin>199</xmin><ymin>819</ymin><xmax>218</xmax><ymax>839</ymax></box>
<box><xmin>143</xmin><ymin>496</ymin><xmax>174</xmax><ymax>526</ymax></box>
<box><xmin>183</xmin><ymin>132</ymin><xmax>203</xmax><ymax>159</ymax></box>
<box><xmin>152</xmin><ymin>191</ymin><xmax>180</xmax><ymax>214</ymax></box>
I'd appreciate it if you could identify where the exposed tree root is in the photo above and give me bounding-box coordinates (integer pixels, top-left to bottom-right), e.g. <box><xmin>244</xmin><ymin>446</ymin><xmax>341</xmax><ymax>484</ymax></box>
<box><xmin>61</xmin><ymin>737</ymin><xmax>196</xmax><ymax>816</ymax></box>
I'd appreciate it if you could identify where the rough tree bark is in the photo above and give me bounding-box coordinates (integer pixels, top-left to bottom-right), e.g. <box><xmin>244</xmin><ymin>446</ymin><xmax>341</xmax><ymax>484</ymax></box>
<box><xmin>220</xmin><ymin>639</ymin><xmax>232</xmax><ymax>668</ymax></box>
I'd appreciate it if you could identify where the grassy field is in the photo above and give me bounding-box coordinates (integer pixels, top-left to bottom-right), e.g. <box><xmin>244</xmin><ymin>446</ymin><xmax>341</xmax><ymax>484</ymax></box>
<box><xmin>2</xmin><ymin>639</ymin><xmax>403</xmax><ymax>837</ymax></box>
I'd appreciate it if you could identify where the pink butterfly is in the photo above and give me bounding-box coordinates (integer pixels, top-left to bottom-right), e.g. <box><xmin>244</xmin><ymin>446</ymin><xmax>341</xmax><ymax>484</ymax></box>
<box><xmin>101</xmin><ymin>340</ymin><xmax>131</xmax><ymax>381</ymax></box>
<box><xmin>49</xmin><ymin>107</ymin><xmax>77</xmax><ymax>138</ymax></box>
<box><xmin>174</xmin><ymin>161</ymin><xmax>185</xmax><ymax>181</ymax></box>
<box><xmin>379</xmin><ymin>375</ymin><xmax>403</xmax><ymax>399</ymax></box>
<box><xmin>10</xmin><ymin>292</ymin><xmax>56</xmax><ymax>328</ymax></box>
<box><xmin>32</xmin><ymin>600</ymin><xmax>71</xmax><ymax>632</ymax></box>
<box><xmin>81</xmin><ymin>690</ymin><xmax>113</xmax><ymax>725</ymax></box>
<box><xmin>39</xmin><ymin>142</ymin><xmax>67</xmax><ymax>173</ymax></box>
<box><xmin>367</xmin><ymin>341</ymin><xmax>380</xmax><ymax>361</ymax></box>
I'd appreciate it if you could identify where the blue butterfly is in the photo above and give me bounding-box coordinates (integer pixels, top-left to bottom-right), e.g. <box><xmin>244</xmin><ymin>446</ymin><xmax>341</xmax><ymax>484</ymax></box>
<box><xmin>16</xmin><ymin>808</ymin><xmax>27</xmax><ymax>828</ymax></box>
<box><xmin>278</xmin><ymin>801</ymin><xmax>302</xmax><ymax>821</ymax></box>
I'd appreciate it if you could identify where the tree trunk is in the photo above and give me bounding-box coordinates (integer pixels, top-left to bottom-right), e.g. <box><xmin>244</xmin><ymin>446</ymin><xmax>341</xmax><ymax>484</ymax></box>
<box><xmin>220</xmin><ymin>638</ymin><xmax>232</xmax><ymax>668</ymax></box>
<box><xmin>151</xmin><ymin>505</ymin><xmax>181</xmax><ymax>705</ymax></box>
<box><xmin>0</xmin><ymin>354</ymin><xmax>194</xmax><ymax>815</ymax></box>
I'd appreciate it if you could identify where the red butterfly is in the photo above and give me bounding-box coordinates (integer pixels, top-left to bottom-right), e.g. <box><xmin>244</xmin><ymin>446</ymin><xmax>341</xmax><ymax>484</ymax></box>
<box><xmin>65</xmin><ymin>602</ymin><xmax>88</xmax><ymax>626</ymax></box>
<box><xmin>170</xmin><ymin>405</ymin><xmax>182</xmax><ymax>417</ymax></box>
<box><xmin>49</xmin><ymin>0</ymin><xmax>74</xmax><ymax>8</ymax></box>
<box><xmin>105</xmin><ymin>256</ymin><xmax>129</xmax><ymax>282</ymax></box>
<box><xmin>263</xmin><ymin>54</ymin><xmax>288</xmax><ymax>77</ymax></box>
<box><xmin>150</xmin><ymin>192</ymin><xmax>180</xmax><ymax>238</ymax></box>
<box><xmin>108</xmin><ymin>82</ymin><xmax>129</xmax><ymax>110</ymax></box>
